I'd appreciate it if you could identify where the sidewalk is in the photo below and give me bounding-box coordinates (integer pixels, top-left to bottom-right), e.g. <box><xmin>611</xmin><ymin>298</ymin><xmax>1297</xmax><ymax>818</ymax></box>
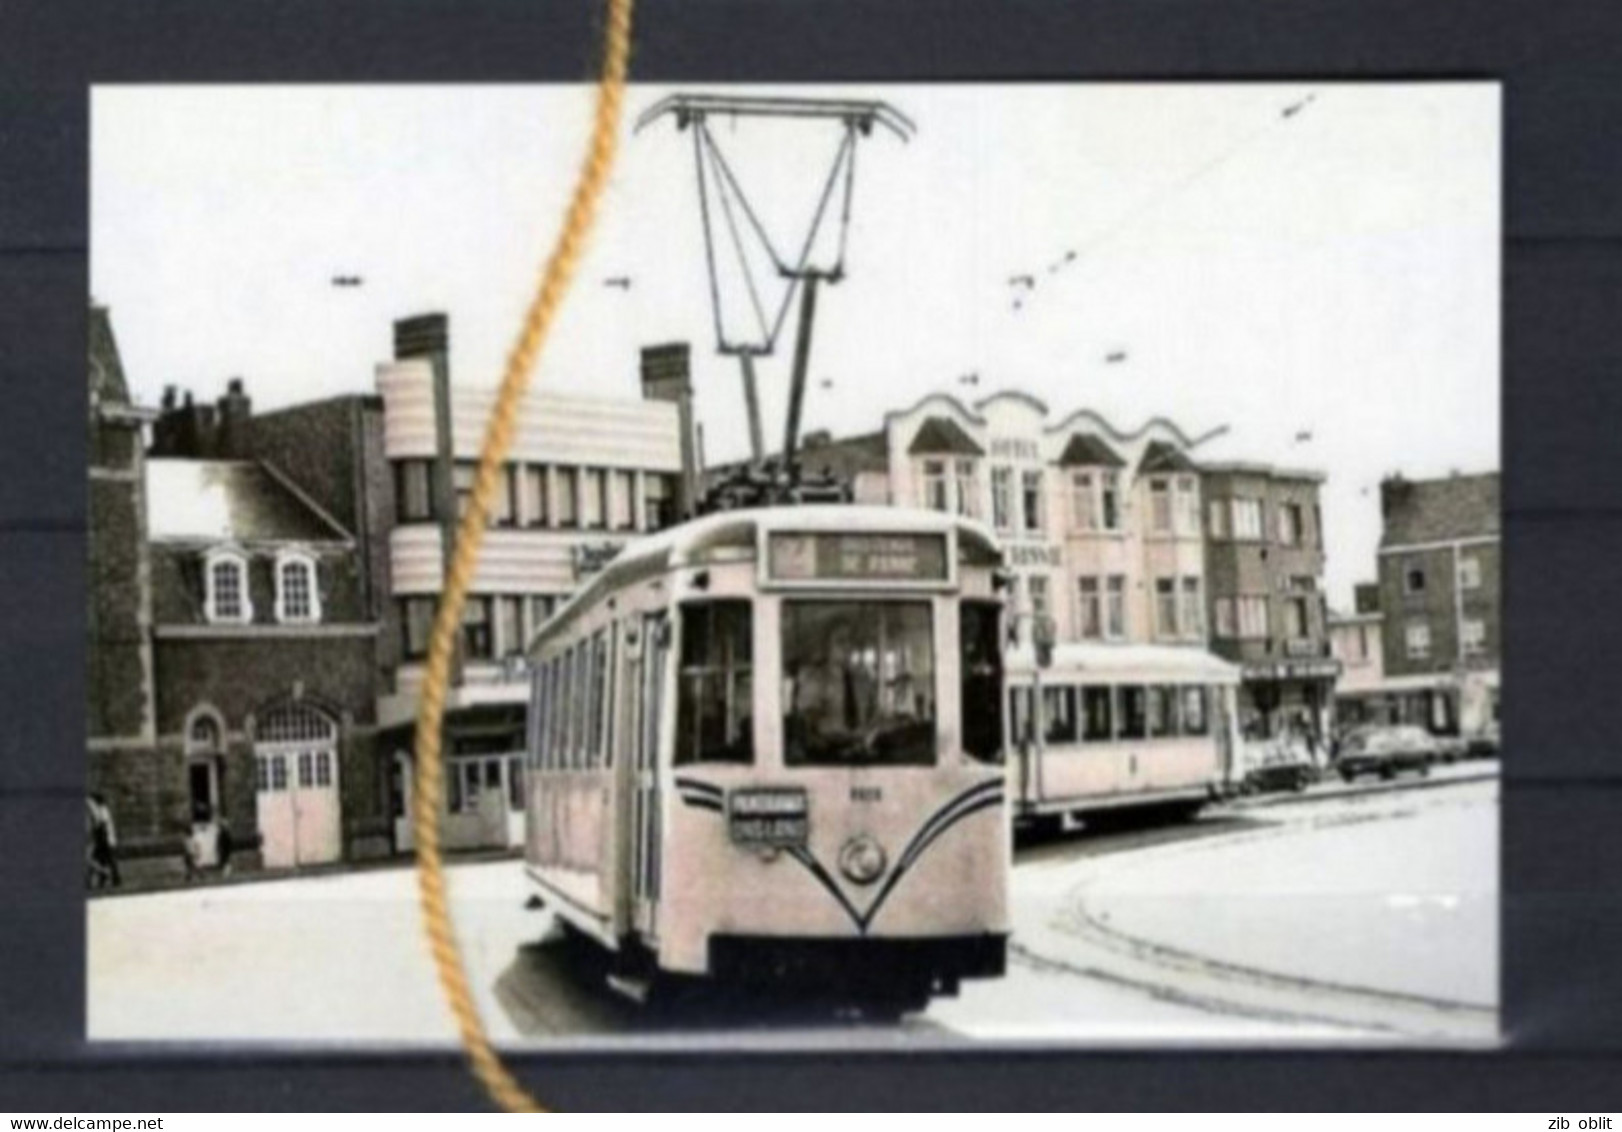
<box><xmin>87</xmin><ymin>843</ymin><xmax>523</xmax><ymax>900</ymax></box>
<box><xmin>1224</xmin><ymin>759</ymin><xmax>1500</xmax><ymax>812</ymax></box>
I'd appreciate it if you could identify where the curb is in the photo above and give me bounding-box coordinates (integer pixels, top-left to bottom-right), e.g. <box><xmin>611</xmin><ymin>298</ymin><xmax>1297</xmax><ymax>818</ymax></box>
<box><xmin>87</xmin><ymin>845</ymin><xmax>524</xmax><ymax>900</ymax></box>
<box><xmin>1223</xmin><ymin>765</ymin><xmax>1500</xmax><ymax>812</ymax></box>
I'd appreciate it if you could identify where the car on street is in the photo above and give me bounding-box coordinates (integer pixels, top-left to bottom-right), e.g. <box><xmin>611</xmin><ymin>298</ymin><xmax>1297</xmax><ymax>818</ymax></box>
<box><xmin>1335</xmin><ymin>725</ymin><xmax>1436</xmax><ymax>783</ymax></box>
<box><xmin>1240</xmin><ymin>736</ymin><xmax>1319</xmax><ymax>794</ymax></box>
<box><xmin>1466</xmin><ymin>721</ymin><xmax>1501</xmax><ymax>759</ymax></box>
<box><xmin>1432</xmin><ymin>734</ymin><xmax>1470</xmax><ymax>764</ymax></box>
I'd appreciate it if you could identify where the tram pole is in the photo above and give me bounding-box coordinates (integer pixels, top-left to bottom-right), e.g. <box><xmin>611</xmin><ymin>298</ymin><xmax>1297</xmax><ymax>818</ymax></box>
<box><xmin>781</xmin><ymin>274</ymin><xmax>821</xmax><ymax>478</ymax></box>
<box><xmin>738</xmin><ymin>351</ymin><xmax>765</xmax><ymax>463</ymax></box>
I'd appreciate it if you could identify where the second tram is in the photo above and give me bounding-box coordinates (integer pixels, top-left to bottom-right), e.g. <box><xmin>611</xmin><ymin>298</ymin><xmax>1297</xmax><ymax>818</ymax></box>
<box><xmin>1006</xmin><ymin>643</ymin><xmax>1242</xmax><ymax>831</ymax></box>
<box><xmin>524</xmin><ymin>506</ymin><xmax>1009</xmax><ymax>1012</ymax></box>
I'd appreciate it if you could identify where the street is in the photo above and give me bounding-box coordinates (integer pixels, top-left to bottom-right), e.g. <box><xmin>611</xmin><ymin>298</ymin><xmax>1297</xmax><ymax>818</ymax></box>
<box><xmin>88</xmin><ymin>769</ymin><xmax>1498</xmax><ymax>1047</ymax></box>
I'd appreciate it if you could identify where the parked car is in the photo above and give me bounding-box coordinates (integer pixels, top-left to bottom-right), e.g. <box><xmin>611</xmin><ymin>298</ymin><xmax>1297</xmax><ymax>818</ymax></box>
<box><xmin>1466</xmin><ymin>721</ymin><xmax>1501</xmax><ymax>759</ymax></box>
<box><xmin>1241</xmin><ymin>736</ymin><xmax>1319</xmax><ymax>794</ymax></box>
<box><xmin>1335</xmin><ymin>725</ymin><xmax>1436</xmax><ymax>782</ymax></box>
<box><xmin>1432</xmin><ymin>734</ymin><xmax>1470</xmax><ymax>764</ymax></box>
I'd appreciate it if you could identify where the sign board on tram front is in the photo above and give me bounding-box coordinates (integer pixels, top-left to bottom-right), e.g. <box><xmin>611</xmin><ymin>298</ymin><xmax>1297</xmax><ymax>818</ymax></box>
<box><xmin>767</xmin><ymin>531</ymin><xmax>949</xmax><ymax>584</ymax></box>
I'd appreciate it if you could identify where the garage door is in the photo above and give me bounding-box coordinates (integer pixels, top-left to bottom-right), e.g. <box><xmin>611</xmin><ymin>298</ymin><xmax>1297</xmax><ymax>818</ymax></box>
<box><xmin>254</xmin><ymin>704</ymin><xmax>341</xmax><ymax>868</ymax></box>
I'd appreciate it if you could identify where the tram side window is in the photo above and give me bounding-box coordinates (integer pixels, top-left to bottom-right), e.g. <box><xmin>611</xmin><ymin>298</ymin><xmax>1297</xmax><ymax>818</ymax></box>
<box><xmin>1148</xmin><ymin>686</ymin><xmax>1178</xmax><ymax>738</ymax></box>
<box><xmin>1117</xmin><ymin>685</ymin><xmax>1148</xmax><ymax>740</ymax></box>
<box><xmin>558</xmin><ymin>649</ymin><xmax>576</xmax><ymax>769</ymax></box>
<box><xmin>959</xmin><ymin>600</ymin><xmax>1004</xmax><ymax>764</ymax></box>
<box><xmin>588</xmin><ymin>630</ymin><xmax>610</xmax><ymax>769</ymax></box>
<box><xmin>1080</xmin><ymin>685</ymin><xmax>1113</xmax><ymax>741</ymax></box>
<box><xmin>1182</xmin><ymin>686</ymin><xmax>1210</xmax><ymax>736</ymax></box>
<box><xmin>675</xmin><ymin>601</ymin><xmax>754</xmax><ymax>766</ymax></box>
<box><xmin>1043</xmin><ymin>686</ymin><xmax>1078</xmax><ymax>744</ymax></box>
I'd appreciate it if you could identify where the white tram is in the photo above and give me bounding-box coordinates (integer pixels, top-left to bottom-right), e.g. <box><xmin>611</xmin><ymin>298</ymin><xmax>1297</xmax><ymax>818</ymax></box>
<box><xmin>524</xmin><ymin>506</ymin><xmax>1009</xmax><ymax>1010</ymax></box>
<box><xmin>1006</xmin><ymin>643</ymin><xmax>1242</xmax><ymax>831</ymax></box>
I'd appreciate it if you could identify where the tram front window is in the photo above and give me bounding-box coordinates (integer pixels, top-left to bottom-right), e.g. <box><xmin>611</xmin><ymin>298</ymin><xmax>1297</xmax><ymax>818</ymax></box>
<box><xmin>675</xmin><ymin>601</ymin><xmax>754</xmax><ymax>766</ymax></box>
<box><xmin>782</xmin><ymin>601</ymin><xmax>936</xmax><ymax>767</ymax></box>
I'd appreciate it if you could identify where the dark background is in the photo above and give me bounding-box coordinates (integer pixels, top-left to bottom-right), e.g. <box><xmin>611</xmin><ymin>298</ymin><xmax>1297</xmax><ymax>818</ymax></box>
<box><xmin>3</xmin><ymin>0</ymin><xmax>1620</xmax><ymax>1111</ymax></box>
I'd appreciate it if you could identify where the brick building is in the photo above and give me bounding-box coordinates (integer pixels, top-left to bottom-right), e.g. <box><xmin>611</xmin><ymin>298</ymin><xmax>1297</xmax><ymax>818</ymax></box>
<box><xmin>1200</xmin><ymin>463</ymin><xmax>1338</xmax><ymax>744</ymax></box>
<box><xmin>1372</xmin><ymin>472</ymin><xmax>1501</xmax><ymax>735</ymax></box>
<box><xmin>145</xmin><ymin>314</ymin><xmax>691</xmax><ymax>855</ymax></box>
<box><xmin>89</xmin><ymin>305</ymin><xmax>384</xmax><ymax>874</ymax></box>
<box><xmin>88</xmin><ymin>307</ymin><xmax>159</xmax><ymax>829</ymax></box>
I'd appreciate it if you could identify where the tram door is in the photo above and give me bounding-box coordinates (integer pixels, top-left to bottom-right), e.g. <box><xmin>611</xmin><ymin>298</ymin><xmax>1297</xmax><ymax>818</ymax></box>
<box><xmin>631</xmin><ymin>612</ymin><xmax>668</xmax><ymax>937</ymax></box>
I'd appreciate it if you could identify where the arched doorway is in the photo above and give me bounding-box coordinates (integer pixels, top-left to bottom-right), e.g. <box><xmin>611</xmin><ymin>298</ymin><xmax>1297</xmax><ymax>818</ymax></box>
<box><xmin>254</xmin><ymin>702</ymin><xmax>341</xmax><ymax>868</ymax></box>
<box><xmin>184</xmin><ymin>710</ymin><xmax>226</xmax><ymax>868</ymax></box>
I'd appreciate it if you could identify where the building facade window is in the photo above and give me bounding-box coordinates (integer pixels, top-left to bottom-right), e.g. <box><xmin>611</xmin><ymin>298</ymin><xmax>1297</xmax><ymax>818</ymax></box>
<box><xmin>990</xmin><ymin>467</ymin><xmax>1013</xmax><ymax>532</ymax></box>
<box><xmin>1149</xmin><ymin>478</ymin><xmax>1172</xmax><ymax>534</ymax></box>
<box><xmin>581</xmin><ymin>469</ymin><xmax>607</xmax><ymax>529</ymax></box>
<box><xmin>954</xmin><ymin>460</ymin><xmax>979</xmax><ymax>518</ymax></box>
<box><xmin>462</xmin><ymin>596</ymin><xmax>494</xmax><ymax>660</ymax></box>
<box><xmin>1458</xmin><ymin>555</ymin><xmax>1482</xmax><ymax>590</ymax></box>
<box><xmin>401</xmin><ymin>596</ymin><xmax>436</xmax><ymax>660</ymax></box>
<box><xmin>555</xmin><ymin>468</ymin><xmax>579</xmax><ymax>527</ymax></box>
<box><xmin>1175</xmin><ymin>476</ymin><xmax>1200</xmax><ymax>536</ymax></box>
<box><xmin>1077</xmin><ymin>576</ymin><xmax>1102</xmax><ymax>639</ymax></box>
<box><xmin>1028</xmin><ymin>575</ymin><xmax>1051</xmax><ymax>628</ymax></box>
<box><xmin>921</xmin><ymin>459</ymin><xmax>949</xmax><ymax>511</ymax></box>
<box><xmin>1405</xmin><ymin>565</ymin><xmax>1427</xmax><ymax>594</ymax></box>
<box><xmin>1070</xmin><ymin>472</ymin><xmax>1098</xmax><ymax>533</ymax></box>
<box><xmin>395</xmin><ymin>460</ymin><xmax>434</xmax><ymax>523</ymax></box>
<box><xmin>497</xmin><ymin>595</ymin><xmax>525</xmax><ymax>659</ymax></box>
<box><xmin>1214</xmin><ymin>597</ymin><xmax>1236</xmax><ymax>638</ymax></box>
<box><xmin>1461</xmin><ymin>618</ymin><xmax>1487</xmax><ymax>656</ymax></box>
<box><xmin>1105</xmin><ymin>575</ymin><xmax>1127</xmax><ymax>639</ymax></box>
<box><xmin>453</xmin><ymin>461</ymin><xmax>476</xmax><ymax>521</ymax></box>
<box><xmin>523</xmin><ymin>465</ymin><xmax>549</xmax><ymax>527</ymax></box>
<box><xmin>611</xmin><ymin>470</ymin><xmax>636</xmax><ymax>530</ymax></box>
<box><xmin>274</xmin><ymin>552</ymin><xmax>320</xmax><ymax>624</ymax></box>
<box><xmin>1021</xmin><ymin>469</ymin><xmax>1044</xmax><ymax>534</ymax></box>
<box><xmin>1278</xmin><ymin>503</ymin><xmax>1302</xmax><ymax>546</ymax></box>
<box><xmin>1155</xmin><ymin>577</ymin><xmax>1178</xmax><ymax>638</ymax></box>
<box><xmin>204</xmin><ymin>550</ymin><xmax>252</xmax><ymax>624</ymax></box>
<box><xmin>1406</xmin><ymin>620</ymin><xmax>1432</xmax><ymax>660</ymax></box>
<box><xmin>1179</xmin><ymin>577</ymin><xmax>1203</xmax><ymax>639</ymax></box>
<box><xmin>1208</xmin><ymin>498</ymin><xmax>1228</xmax><ymax>539</ymax></box>
<box><xmin>644</xmin><ymin>473</ymin><xmax>678</xmax><ymax>530</ymax></box>
<box><xmin>1237</xmin><ymin>595</ymin><xmax>1269</xmax><ymax>639</ymax></box>
<box><xmin>1232</xmin><ymin>498</ymin><xmax>1263</xmax><ymax>540</ymax></box>
<box><xmin>1099</xmin><ymin>472</ymin><xmax>1121</xmax><ymax>532</ymax></box>
<box><xmin>1284</xmin><ymin>595</ymin><xmax>1310</xmax><ymax>640</ymax></box>
<box><xmin>491</xmin><ymin>466</ymin><xmax>518</xmax><ymax>527</ymax></box>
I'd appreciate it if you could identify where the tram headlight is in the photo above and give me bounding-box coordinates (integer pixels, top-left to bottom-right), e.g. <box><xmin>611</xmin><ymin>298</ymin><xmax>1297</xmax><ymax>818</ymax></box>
<box><xmin>838</xmin><ymin>835</ymin><xmax>887</xmax><ymax>886</ymax></box>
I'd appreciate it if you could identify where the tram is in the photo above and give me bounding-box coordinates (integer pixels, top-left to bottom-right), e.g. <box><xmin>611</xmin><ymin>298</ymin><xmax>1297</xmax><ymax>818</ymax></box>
<box><xmin>1006</xmin><ymin>643</ymin><xmax>1241</xmax><ymax>832</ymax></box>
<box><xmin>523</xmin><ymin>506</ymin><xmax>1009</xmax><ymax>1011</ymax></box>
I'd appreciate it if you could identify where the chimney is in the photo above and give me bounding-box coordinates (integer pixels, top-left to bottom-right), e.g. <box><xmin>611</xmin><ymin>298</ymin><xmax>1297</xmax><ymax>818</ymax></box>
<box><xmin>802</xmin><ymin>429</ymin><xmax>832</xmax><ymax>449</ymax></box>
<box><xmin>1379</xmin><ymin>474</ymin><xmax>1410</xmax><ymax>521</ymax></box>
<box><xmin>150</xmin><ymin>387</ymin><xmax>217</xmax><ymax>457</ymax></box>
<box><xmin>394</xmin><ymin>313</ymin><xmax>449</xmax><ymax>361</ymax></box>
<box><xmin>216</xmin><ymin>377</ymin><xmax>253</xmax><ymax>458</ymax></box>
<box><xmin>640</xmin><ymin>343</ymin><xmax>698</xmax><ymax>520</ymax></box>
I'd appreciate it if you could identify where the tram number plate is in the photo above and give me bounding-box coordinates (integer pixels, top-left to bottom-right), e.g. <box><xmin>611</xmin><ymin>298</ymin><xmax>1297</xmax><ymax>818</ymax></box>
<box><xmin>728</xmin><ymin>787</ymin><xmax>809</xmax><ymax>847</ymax></box>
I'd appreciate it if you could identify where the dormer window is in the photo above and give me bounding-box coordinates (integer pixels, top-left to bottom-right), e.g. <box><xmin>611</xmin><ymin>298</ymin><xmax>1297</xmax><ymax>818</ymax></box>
<box><xmin>204</xmin><ymin>549</ymin><xmax>252</xmax><ymax>624</ymax></box>
<box><xmin>274</xmin><ymin>551</ymin><xmax>321</xmax><ymax>624</ymax></box>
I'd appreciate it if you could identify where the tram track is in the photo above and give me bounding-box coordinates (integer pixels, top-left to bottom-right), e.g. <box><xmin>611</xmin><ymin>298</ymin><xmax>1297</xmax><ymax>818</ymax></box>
<box><xmin>1005</xmin><ymin>780</ymin><xmax>1499</xmax><ymax>1043</ymax></box>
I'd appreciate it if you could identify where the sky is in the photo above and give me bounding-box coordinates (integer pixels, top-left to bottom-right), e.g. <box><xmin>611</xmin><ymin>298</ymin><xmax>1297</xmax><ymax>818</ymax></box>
<box><xmin>91</xmin><ymin>83</ymin><xmax>1500</xmax><ymax>608</ymax></box>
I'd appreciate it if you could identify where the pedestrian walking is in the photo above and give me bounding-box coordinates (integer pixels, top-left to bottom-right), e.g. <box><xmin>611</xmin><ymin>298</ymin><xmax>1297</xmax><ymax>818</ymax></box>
<box><xmin>87</xmin><ymin>792</ymin><xmax>121</xmax><ymax>889</ymax></box>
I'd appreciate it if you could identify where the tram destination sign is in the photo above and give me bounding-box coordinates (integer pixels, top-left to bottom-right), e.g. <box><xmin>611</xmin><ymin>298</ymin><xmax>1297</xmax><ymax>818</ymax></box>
<box><xmin>767</xmin><ymin>531</ymin><xmax>948</xmax><ymax>584</ymax></box>
<box><xmin>728</xmin><ymin>787</ymin><xmax>809</xmax><ymax>848</ymax></box>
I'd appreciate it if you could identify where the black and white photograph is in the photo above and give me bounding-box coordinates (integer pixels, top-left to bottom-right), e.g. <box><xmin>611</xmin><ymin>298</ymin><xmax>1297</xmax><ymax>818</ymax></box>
<box><xmin>85</xmin><ymin>81</ymin><xmax>1500</xmax><ymax>1048</ymax></box>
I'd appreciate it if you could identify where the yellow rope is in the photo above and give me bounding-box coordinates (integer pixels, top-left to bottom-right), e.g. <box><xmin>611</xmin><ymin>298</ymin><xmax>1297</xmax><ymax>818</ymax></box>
<box><xmin>412</xmin><ymin>0</ymin><xmax>632</xmax><ymax>1112</ymax></box>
